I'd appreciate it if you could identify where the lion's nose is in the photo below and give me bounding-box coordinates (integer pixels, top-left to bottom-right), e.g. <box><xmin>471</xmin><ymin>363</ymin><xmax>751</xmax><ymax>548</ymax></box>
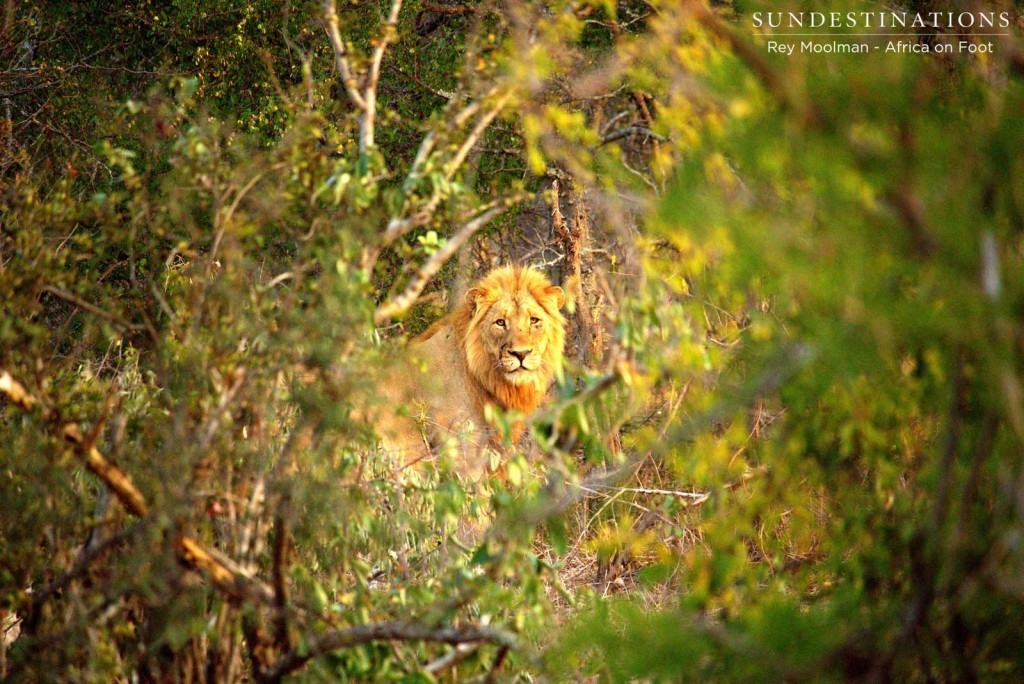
<box><xmin>508</xmin><ymin>349</ymin><xmax>532</xmax><ymax>363</ymax></box>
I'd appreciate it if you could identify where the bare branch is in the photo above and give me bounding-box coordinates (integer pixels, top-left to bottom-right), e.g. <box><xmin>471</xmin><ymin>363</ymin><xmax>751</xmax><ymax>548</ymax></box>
<box><xmin>323</xmin><ymin>0</ymin><xmax>368</xmax><ymax>110</ymax></box>
<box><xmin>210</xmin><ymin>169</ymin><xmax>273</xmax><ymax>272</ymax></box>
<box><xmin>443</xmin><ymin>92</ymin><xmax>510</xmax><ymax>181</ymax></box>
<box><xmin>259</xmin><ymin>620</ymin><xmax>516</xmax><ymax>682</ymax></box>
<box><xmin>374</xmin><ymin>204</ymin><xmax>507</xmax><ymax>324</ymax></box>
<box><xmin>361</xmin><ymin>0</ymin><xmax>404</xmax><ymax>151</ymax></box>
<box><xmin>598</xmin><ymin>125</ymin><xmax>668</xmax><ymax>147</ymax></box>
<box><xmin>423</xmin><ymin>643</ymin><xmax>480</xmax><ymax>675</ymax></box>
<box><xmin>323</xmin><ymin>0</ymin><xmax>403</xmax><ymax>152</ymax></box>
<box><xmin>402</xmin><ymin>100</ymin><xmax>483</xmax><ymax>195</ymax></box>
<box><xmin>62</xmin><ymin>424</ymin><xmax>149</xmax><ymax>517</ymax></box>
<box><xmin>176</xmin><ymin>537</ymin><xmax>275</xmax><ymax>603</ymax></box>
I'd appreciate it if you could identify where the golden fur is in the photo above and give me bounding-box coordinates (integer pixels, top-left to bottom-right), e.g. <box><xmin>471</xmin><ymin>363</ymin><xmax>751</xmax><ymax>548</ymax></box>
<box><xmin>378</xmin><ymin>265</ymin><xmax>566</xmax><ymax>478</ymax></box>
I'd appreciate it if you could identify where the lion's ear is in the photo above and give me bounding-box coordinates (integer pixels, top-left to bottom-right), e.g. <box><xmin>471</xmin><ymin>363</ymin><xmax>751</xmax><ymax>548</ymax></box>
<box><xmin>466</xmin><ymin>287</ymin><xmax>490</xmax><ymax>310</ymax></box>
<box><xmin>545</xmin><ymin>286</ymin><xmax>566</xmax><ymax>310</ymax></box>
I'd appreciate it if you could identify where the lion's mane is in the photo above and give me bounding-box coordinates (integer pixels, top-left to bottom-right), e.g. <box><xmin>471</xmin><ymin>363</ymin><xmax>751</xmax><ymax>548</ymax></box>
<box><xmin>375</xmin><ymin>265</ymin><xmax>566</xmax><ymax>477</ymax></box>
<box><xmin>416</xmin><ymin>264</ymin><xmax>566</xmax><ymax>417</ymax></box>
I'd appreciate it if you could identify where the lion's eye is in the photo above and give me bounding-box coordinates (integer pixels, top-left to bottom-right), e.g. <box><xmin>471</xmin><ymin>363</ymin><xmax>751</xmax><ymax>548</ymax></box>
<box><xmin>495</xmin><ymin>319</ymin><xmax>506</xmax><ymax>328</ymax></box>
<box><xmin>530</xmin><ymin>317</ymin><xmax>541</xmax><ymax>326</ymax></box>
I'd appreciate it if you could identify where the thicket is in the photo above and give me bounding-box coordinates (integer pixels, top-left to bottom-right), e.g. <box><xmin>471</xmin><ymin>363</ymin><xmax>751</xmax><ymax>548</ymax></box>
<box><xmin>2</xmin><ymin>0</ymin><xmax>1024</xmax><ymax>681</ymax></box>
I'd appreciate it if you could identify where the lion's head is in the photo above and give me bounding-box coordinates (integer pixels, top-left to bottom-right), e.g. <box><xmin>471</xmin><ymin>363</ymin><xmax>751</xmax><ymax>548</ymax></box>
<box><xmin>455</xmin><ymin>266</ymin><xmax>566</xmax><ymax>413</ymax></box>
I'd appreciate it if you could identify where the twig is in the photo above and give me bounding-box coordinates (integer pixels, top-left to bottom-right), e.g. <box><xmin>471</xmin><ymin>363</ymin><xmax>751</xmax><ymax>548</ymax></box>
<box><xmin>376</xmin><ymin>94</ymin><xmax>510</xmax><ymax>248</ymax></box>
<box><xmin>597</xmin><ymin>125</ymin><xmax>668</xmax><ymax>147</ymax></box>
<box><xmin>577</xmin><ymin>481</ymin><xmax>674</xmax><ymax>527</ymax></box>
<box><xmin>24</xmin><ymin>519</ymin><xmax>147</xmax><ymax>632</ymax></box>
<box><xmin>487</xmin><ymin>349</ymin><xmax>805</xmax><ymax>539</ymax></box>
<box><xmin>443</xmin><ymin>92</ymin><xmax>510</xmax><ymax>180</ymax></box>
<box><xmin>385</xmin><ymin>62</ymin><xmax>452</xmax><ymax>101</ymax></box>
<box><xmin>586</xmin><ymin>484</ymin><xmax>709</xmax><ymax>500</ymax></box>
<box><xmin>360</xmin><ymin>91</ymin><xmax>506</xmax><ymax>273</ymax></box>
<box><xmin>400</xmin><ymin>99</ymin><xmax>483</xmax><ymax>196</ymax></box>
<box><xmin>423</xmin><ymin>643</ymin><xmax>480</xmax><ymax>675</ymax></box>
<box><xmin>210</xmin><ymin>169</ymin><xmax>272</xmax><ymax>271</ymax></box>
<box><xmin>282</xmin><ymin>0</ymin><xmax>315</xmax><ymax>111</ymax></box>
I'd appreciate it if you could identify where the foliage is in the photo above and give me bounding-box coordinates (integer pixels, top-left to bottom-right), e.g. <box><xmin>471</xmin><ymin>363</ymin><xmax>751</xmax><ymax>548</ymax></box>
<box><xmin>2</xmin><ymin>0</ymin><xmax>1024</xmax><ymax>681</ymax></box>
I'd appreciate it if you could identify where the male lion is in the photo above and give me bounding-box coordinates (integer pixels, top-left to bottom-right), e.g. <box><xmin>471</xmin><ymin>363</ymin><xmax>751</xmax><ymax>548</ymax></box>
<box><xmin>376</xmin><ymin>265</ymin><xmax>566</xmax><ymax>480</ymax></box>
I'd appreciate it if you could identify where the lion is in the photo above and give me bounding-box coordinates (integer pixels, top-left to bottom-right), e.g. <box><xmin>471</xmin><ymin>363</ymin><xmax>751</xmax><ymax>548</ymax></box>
<box><xmin>374</xmin><ymin>265</ymin><xmax>566</xmax><ymax>480</ymax></box>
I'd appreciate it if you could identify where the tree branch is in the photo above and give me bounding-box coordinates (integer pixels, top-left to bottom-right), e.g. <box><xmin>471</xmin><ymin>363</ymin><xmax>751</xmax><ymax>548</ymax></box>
<box><xmin>374</xmin><ymin>204</ymin><xmax>507</xmax><ymax>324</ymax></box>
<box><xmin>0</xmin><ymin>371</ymin><xmax>36</xmax><ymax>411</ymax></box>
<box><xmin>598</xmin><ymin>125</ymin><xmax>667</xmax><ymax>147</ymax></box>
<box><xmin>400</xmin><ymin>99</ymin><xmax>483</xmax><ymax>196</ymax></box>
<box><xmin>361</xmin><ymin>0</ymin><xmax>403</xmax><ymax>151</ymax></box>
<box><xmin>323</xmin><ymin>0</ymin><xmax>403</xmax><ymax>152</ymax></box>
<box><xmin>0</xmin><ymin>370</ymin><xmax>276</xmax><ymax>606</ymax></box>
<box><xmin>442</xmin><ymin>92</ymin><xmax>510</xmax><ymax>181</ymax></box>
<box><xmin>258</xmin><ymin>620</ymin><xmax>516</xmax><ymax>682</ymax></box>
<box><xmin>368</xmin><ymin>92</ymin><xmax>511</xmax><ymax>273</ymax></box>
<box><xmin>323</xmin><ymin>0</ymin><xmax>367</xmax><ymax>111</ymax></box>
<box><xmin>61</xmin><ymin>424</ymin><xmax>150</xmax><ymax>517</ymax></box>
<box><xmin>684</xmin><ymin>0</ymin><xmax>822</xmax><ymax>126</ymax></box>
<box><xmin>380</xmin><ymin>96</ymin><xmax>507</xmax><ymax>246</ymax></box>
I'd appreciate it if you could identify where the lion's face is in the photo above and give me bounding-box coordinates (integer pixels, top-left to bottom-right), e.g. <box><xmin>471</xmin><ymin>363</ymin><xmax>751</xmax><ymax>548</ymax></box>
<box><xmin>463</xmin><ymin>266</ymin><xmax>566</xmax><ymax>398</ymax></box>
<box><xmin>478</xmin><ymin>292</ymin><xmax>559</xmax><ymax>384</ymax></box>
